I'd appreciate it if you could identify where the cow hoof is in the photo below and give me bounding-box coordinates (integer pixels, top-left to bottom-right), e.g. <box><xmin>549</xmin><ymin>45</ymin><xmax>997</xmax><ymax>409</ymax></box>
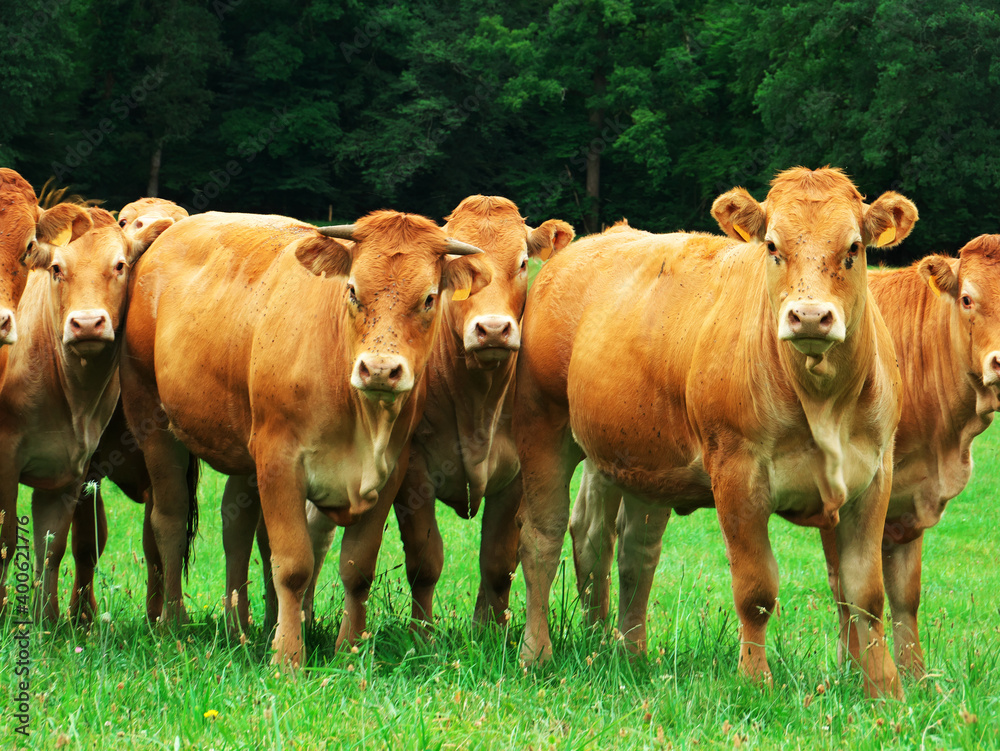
<box><xmin>519</xmin><ymin>641</ymin><xmax>553</xmax><ymax>667</ymax></box>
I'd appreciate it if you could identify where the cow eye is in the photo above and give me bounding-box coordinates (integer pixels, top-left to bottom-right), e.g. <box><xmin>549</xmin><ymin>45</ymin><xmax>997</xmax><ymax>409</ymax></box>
<box><xmin>347</xmin><ymin>284</ymin><xmax>359</xmax><ymax>306</ymax></box>
<box><xmin>765</xmin><ymin>241</ymin><xmax>779</xmax><ymax>263</ymax></box>
<box><xmin>118</xmin><ymin>219</ymin><xmax>127</xmax><ymax>228</ymax></box>
<box><xmin>961</xmin><ymin>294</ymin><xmax>973</xmax><ymax>309</ymax></box>
<box><xmin>520</xmin><ymin>259</ymin><xmax>528</xmax><ymax>272</ymax></box>
<box><xmin>848</xmin><ymin>242</ymin><xmax>862</xmax><ymax>257</ymax></box>
<box><xmin>50</xmin><ymin>263</ymin><xmax>64</xmax><ymax>280</ymax></box>
<box><xmin>424</xmin><ymin>293</ymin><xmax>436</xmax><ymax>311</ymax></box>
<box><xmin>115</xmin><ymin>261</ymin><xmax>127</xmax><ymax>274</ymax></box>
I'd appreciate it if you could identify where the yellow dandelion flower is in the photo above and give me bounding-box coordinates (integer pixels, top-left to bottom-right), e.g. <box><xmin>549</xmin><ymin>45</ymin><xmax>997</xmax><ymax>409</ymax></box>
<box><xmin>203</xmin><ymin>710</ymin><xmax>219</xmax><ymax>719</ymax></box>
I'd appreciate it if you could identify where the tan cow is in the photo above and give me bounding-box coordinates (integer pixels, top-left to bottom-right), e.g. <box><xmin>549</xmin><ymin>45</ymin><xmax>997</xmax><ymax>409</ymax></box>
<box><xmin>573</xmin><ymin>234</ymin><xmax>1000</xmax><ymax>681</ymax></box>
<box><xmin>819</xmin><ymin>234</ymin><xmax>1000</xmax><ymax>676</ymax></box>
<box><xmin>514</xmin><ymin>167</ymin><xmax>917</xmax><ymax>699</ymax></box>
<box><xmin>64</xmin><ymin>198</ymin><xmax>192</xmax><ymax>621</ymax></box>
<box><xmin>299</xmin><ymin>196</ymin><xmax>574</xmax><ymax>627</ymax></box>
<box><xmin>122</xmin><ymin>210</ymin><xmax>490</xmax><ymax>665</ymax></box>
<box><xmin>0</xmin><ymin>169</ymin><xmax>92</xmax><ymax>348</ymax></box>
<box><xmin>0</xmin><ymin>208</ymin><xmax>170</xmax><ymax>621</ymax></box>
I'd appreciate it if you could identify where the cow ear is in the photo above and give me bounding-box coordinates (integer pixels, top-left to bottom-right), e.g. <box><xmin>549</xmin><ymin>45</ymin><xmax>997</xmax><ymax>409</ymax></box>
<box><xmin>295</xmin><ymin>234</ymin><xmax>353</xmax><ymax>278</ymax></box>
<box><xmin>37</xmin><ymin>203</ymin><xmax>92</xmax><ymax>245</ymax></box>
<box><xmin>527</xmin><ymin>219</ymin><xmax>575</xmax><ymax>260</ymax></box>
<box><xmin>442</xmin><ymin>254</ymin><xmax>492</xmax><ymax>301</ymax></box>
<box><xmin>711</xmin><ymin>188</ymin><xmax>766</xmax><ymax>242</ymax></box>
<box><xmin>917</xmin><ymin>255</ymin><xmax>960</xmax><ymax>299</ymax></box>
<box><xmin>22</xmin><ymin>240</ymin><xmax>53</xmax><ymax>270</ymax></box>
<box><xmin>127</xmin><ymin>217</ymin><xmax>174</xmax><ymax>261</ymax></box>
<box><xmin>863</xmin><ymin>192</ymin><xmax>919</xmax><ymax>248</ymax></box>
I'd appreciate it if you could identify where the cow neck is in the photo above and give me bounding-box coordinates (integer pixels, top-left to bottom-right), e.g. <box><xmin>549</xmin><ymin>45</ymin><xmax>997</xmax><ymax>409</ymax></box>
<box><xmin>773</xmin><ymin>286</ymin><xmax>878</xmax><ymax>526</ymax></box>
<box><xmin>442</xmin><ymin>300</ymin><xmax>516</xmax><ymax>502</ymax></box>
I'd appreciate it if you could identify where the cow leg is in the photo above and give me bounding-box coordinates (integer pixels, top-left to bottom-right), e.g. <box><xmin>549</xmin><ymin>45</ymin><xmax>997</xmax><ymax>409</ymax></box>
<box><xmin>337</xmin><ymin>467</ymin><xmax>406</xmax><ymax>650</ymax></box>
<box><xmin>474</xmin><ymin>472</ymin><xmax>524</xmax><ymax>626</ymax></box>
<box><xmin>833</xmin><ymin>469</ymin><xmax>902</xmax><ymax>700</ymax></box>
<box><xmin>304</xmin><ymin>503</ymin><xmax>339</xmax><ymax>623</ymax></box>
<box><xmin>616</xmin><ymin>494</ymin><xmax>671</xmax><ymax>654</ymax></box>
<box><xmin>257</xmin><ymin>466</ymin><xmax>312</xmax><ymax>668</ymax></box>
<box><xmin>569</xmin><ymin>461</ymin><xmax>621</xmax><ymax>627</ymax></box>
<box><xmin>819</xmin><ymin>526</ymin><xmax>853</xmax><ymax>664</ymax></box>
<box><xmin>714</xmin><ymin>464</ymin><xmax>778</xmax><ymax>686</ymax></box>
<box><xmin>141</xmin><ymin>489</ymin><xmax>164</xmax><ymax>623</ymax></box>
<box><xmin>517</xmin><ymin>409</ymin><xmax>580</xmax><ymax>666</ymax></box>
<box><xmin>256</xmin><ymin>516</ymin><xmax>278</xmax><ymax>631</ymax></box>
<box><xmin>883</xmin><ymin>532</ymin><xmax>924</xmax><ymax>678</ymax></box>
<box><xmin>69</xmin><ymin>483</ymin><xmax>108</xmax><ymax>623</ymax></box>
<box><xmin>393</xmin><ymin>454</ymin><xmax>442</xmax><ymax>625</ymax></box>
<box><xmin>31</xmin><ymin>484</ymin><xmax>81</xmax><ymax>624</ymax></box>
<box><xmin>144</xmin><ymin>436</ymin><xmax>195</xmax><ymax>626</ymax></box>
<box><xmin>222</xmin><ymin>474</ymin><xmax>262</xmax><ymax>633</ymax></box>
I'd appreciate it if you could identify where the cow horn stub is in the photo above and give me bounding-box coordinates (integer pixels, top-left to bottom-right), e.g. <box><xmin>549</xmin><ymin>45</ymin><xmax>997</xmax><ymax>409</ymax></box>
<box><xmin>444</xmin><ymin>238</ymin><xmax>484</xmax><ymax>256</ymax></box>
<box><xmin>319</xmin><ymin>224</ymin><xmax>357</xmax><ymax>240</ymax></box>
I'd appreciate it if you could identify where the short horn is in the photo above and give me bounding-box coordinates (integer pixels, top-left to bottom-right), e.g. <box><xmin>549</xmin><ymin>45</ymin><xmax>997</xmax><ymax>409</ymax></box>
<box><xmin>319</xmin><ymin>224</ymin><xmax>357</xmax><ymax>240</ymax></box>
<box><xmin>445</xmin><ymin>238</ymin><xmax>483</xmax><ymax>255</ymax></box>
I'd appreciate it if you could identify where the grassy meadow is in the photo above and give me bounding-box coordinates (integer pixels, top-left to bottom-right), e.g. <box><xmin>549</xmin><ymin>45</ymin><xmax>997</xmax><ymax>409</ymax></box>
<box><xmin>3</xmin><ymin>426</ymin><xmax>1000</xmax><ymax>750</ymax></box>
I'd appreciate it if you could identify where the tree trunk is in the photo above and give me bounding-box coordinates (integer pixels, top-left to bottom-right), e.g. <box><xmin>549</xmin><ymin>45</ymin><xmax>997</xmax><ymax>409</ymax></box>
<box><xmin>584</xmin><ymin>22</ymin><xmax>608</xmax><ymax>235</ymax></box>
<box><xmin>147</xmin><ymin>140</ymin><xmax>163</xmax><ymax>197</ymax></box>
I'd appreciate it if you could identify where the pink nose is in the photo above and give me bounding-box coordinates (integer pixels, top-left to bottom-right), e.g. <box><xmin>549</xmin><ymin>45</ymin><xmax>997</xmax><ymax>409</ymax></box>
<box><xmin>356</xmin><ymin>355</ymin><xmax>405</xmax><ymax>391</ymax></box>
<box><xmin>786</xmin><ymin>304</ymin><xmax>835</xmax><ymax>338</ymax></box>
<box><xmin>474</xmin><ymin>316</ymin><xmax>517</xmax><ymax>349</ymax></box>
<box><xmin>0</xmin><ymin>309</ymin><xmax>14</xmax><ymax>344</ymax></box>
<box><xmin>68</xmin><ymin>314</ymin><xmax>107</xmax><ymax>340</ymax></box>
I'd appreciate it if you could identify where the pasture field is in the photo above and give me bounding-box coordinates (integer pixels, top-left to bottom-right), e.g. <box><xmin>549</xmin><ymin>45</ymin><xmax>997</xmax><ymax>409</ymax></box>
<box><xmin>3</xmin><ymin>429</ymin><xmax>1000</xmax><ymax>750</ymax></box>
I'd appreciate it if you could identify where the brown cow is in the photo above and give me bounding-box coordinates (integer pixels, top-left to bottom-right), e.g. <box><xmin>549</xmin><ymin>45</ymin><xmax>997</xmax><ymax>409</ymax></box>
<box><xmin>514</xmin><ymin>167</ymin><xmax>917</xmax><ymax>699</ymax></box>
<box><xmin>819</xmin><ymin>234</ymin><xmax>1000</xmax><ymax>676</ymax></box>
<box><xmin>64</xmin><ymin>198</ymin><xmax>192</xmax><ymax>621</ymax></box>
<box><xmin>300</xmin><ymin>196</ymin><xmax>574</xmax><ymax>627</ymax></box>
<box><xmin>574</xmin><ymin>234</ymin><xmax>1000</xmax><ymax>681</ymax></box>
<box><xmin>0</xmin><ymin>208</ymin><xmax>170</xmax><ymax>621</ymax></box>
<box><xmin>0</xmin><ymin>169</ymin><xmax>92</xmax><ymax>348</ymax></box>
<box><xmin>122</xmin><ymin>210</ymin><xmax>490</xmax><ymax>665</ymax></box>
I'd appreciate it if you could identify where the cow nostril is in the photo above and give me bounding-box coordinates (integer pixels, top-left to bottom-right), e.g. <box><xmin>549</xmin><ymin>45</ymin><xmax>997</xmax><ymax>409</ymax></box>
<box><xmin>501</xmin><ymin>322</ymin><xmax>511</xmax><ymax>338</ymax></box>
<box><xmin>992</xmin><ymin>356</ymin><xmax>1000</xmax><ymax>374</ymax></box>
<box><xmin>389</xmin><ymin>365</ymin><xmax>403</xmax><ymax>382</ymax></box>
<box><xmin>70</xmin><ymin>318</ymin><xmax>82</xmax><ymax>332</ymax></box>
<box><xmin>475</xmin><ymin>323</ymin><xmax>487</xmax><ymax>338</ymax></box>
<box><xmin>819</xmin><ymin>311</ymin><xmax>833</xmax><ymax>329</ymax></box>
<box><xmin>358</xmin><ymin>361</ymin><xmax>370</xmax><ymax>380</ymax></box>
<box><xmin>787</xmin><ymin>311</ymin><xmax>801</xmax><ymax>327</ymax></box>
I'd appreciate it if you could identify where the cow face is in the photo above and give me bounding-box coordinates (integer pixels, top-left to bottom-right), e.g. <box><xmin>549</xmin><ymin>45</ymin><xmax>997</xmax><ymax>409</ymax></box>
<box><xmin>117</xmin><ymin>197</ymin><xmax>188</xmax><ymax>242</ymax></box>
<box><xmin>0</xmin><ymin>169</ymin><xmax>93</xmax><ymax>345</ymax></box>
<box><xmin>443</xmin><ymin>196</ymin><xmax>574</xmax><ymax>369</ymax></box>
<box><xmin>713</xmin><ymin>167</ymin><xmax>919</xmax><ymax>358</ymax></box>
<box><xmin>919</xmin><ymin>235</ymin><xmax>1000</xmax><ymax>393</ymax></box>
<box><xmin>26</xmin><ymin>208</ymin><xmax>171</xmax><ymax>357</ymax></box>
<box><xmin>295</xmin><ymin>210</ymin><xmax>492</xmax><ymax>403</ymax></box>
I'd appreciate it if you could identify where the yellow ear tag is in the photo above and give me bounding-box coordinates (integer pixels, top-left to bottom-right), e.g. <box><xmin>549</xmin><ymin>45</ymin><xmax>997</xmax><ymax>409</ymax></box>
<box><xmin>539</xmin><ymin>247</ymin><xmax>552</xmax><ymax>261</ymax></box>
<box><xmin>733</xmin><ymin>223</ymin><xmax>751</xmax><ymax>242</ymax></box>
<box><xmin>451</xmin><ymin>287</ymin><xmax>470</xmax><ymax>302</ymax></box>
<box><xmin>877</xmin><ymin>226</ymin><xmax>896</xmax><ymax>247</ymax></box>
<box><xmin>927</xmin><ymin>275</ymin><xmax>942</xmax><ymax>298</ymax></box>
<box><xmin>51</xmin><ymin>227</ymin><xmax>72</xmax><ymax>246</ymax></box>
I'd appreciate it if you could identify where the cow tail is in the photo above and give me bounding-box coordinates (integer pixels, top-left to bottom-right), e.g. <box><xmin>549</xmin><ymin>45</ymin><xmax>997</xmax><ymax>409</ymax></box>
<box><xmin>183</xmin><ymin>456</ymin><xmax>201</xmax><ymax>579</ymax></box>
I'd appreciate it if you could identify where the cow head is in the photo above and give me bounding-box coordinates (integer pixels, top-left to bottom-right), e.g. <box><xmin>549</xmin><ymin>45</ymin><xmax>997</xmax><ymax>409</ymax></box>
<box><xmin>294</xmin><ymin>210</ymin><xmax>492</xmax><ymax>403</ymax></box>
<box><xmin>117</xmin><ymin>197</ymin><xmax>189</xmax><ymax>242</ymax></box>
<box><xmin>0</xmin><ymin>168</ymin><xmax>93</xmax><ymax>345</ymax></box>
<box><xmin>918</xmin><ymin>235</ymin><xmax>1000</xmax><ymax>395</ymax></box>
<box><xmin>442</xmin><ymin>195</ymin><xmax>574</xmax><ymax>369</ymax></box>
<box><xmin>713</xmin><ymin>167</ymin><xmax>918</xmax><ymax>358</ymax></box>
<box><xmin>26</xmin><ymin>207</ymin><xmax>172</xmax><ymax>358</ymax></box>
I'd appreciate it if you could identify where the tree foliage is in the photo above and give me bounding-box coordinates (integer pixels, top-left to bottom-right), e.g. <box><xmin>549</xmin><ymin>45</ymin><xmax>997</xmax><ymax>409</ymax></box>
<box><xmin>2</xmin><ymin>0</ymin><xmax>998</xmax><ymax>256</ymax></box>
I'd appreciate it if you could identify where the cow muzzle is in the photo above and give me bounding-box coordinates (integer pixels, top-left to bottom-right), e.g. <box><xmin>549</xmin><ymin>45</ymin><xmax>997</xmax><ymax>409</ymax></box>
<box><xmin>464</xmin><ymin>315</ymin><xmax>520</xmax><ymax>364</ymax></box>
<box><xmin>0</xmin><ymin>308</ymin><xmax>16</xmax><ymax>345</ymax></box>
<box><xmin>63</xmin><ymin>308</ymin><xmax>114</xmax><ymax>355</ymax></box>
<box><xmin>778</xmin><ymin>301</ymin><xmax>845</xmax><ymax>355</ymax></box>
<box><xmin>351</xmin><ymin>353</ymin><xmax>414</xmax><ymax>403</ymax></box>
<box><xmin>982</xmin><ymin>351</ymin><xmax>1000</xmax><ymax>389</ymax></box>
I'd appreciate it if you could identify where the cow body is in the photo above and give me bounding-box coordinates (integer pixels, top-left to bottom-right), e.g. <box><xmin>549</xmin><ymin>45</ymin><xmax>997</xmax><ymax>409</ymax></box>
<box><xmin>515</xmin><ymin>168</ymin><xmax>917</xmax><ymax>698</ymax></box>
<box><xmin>123</xmin><ymin>211</ymin><xmax>488</xmax><ymax>664</ymax></box>
<box><xmin>0</xmin><ymin>208</ymin><xmax>168</xmax><ymax>620</ymax></box>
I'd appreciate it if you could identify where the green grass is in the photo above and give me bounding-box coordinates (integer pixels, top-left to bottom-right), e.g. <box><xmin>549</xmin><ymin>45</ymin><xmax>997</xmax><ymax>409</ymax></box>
<box><xmin>4</xmin><ymin>426</ymin><xmax>1000</xmax><ymax>750</ymax></box>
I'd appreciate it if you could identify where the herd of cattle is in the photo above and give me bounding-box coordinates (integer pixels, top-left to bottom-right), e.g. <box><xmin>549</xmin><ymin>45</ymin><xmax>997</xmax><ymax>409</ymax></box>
<box><xmin>0</xmin><ymin>165</ymin><xmax>997</xmax><ymax>701</ymax></box>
